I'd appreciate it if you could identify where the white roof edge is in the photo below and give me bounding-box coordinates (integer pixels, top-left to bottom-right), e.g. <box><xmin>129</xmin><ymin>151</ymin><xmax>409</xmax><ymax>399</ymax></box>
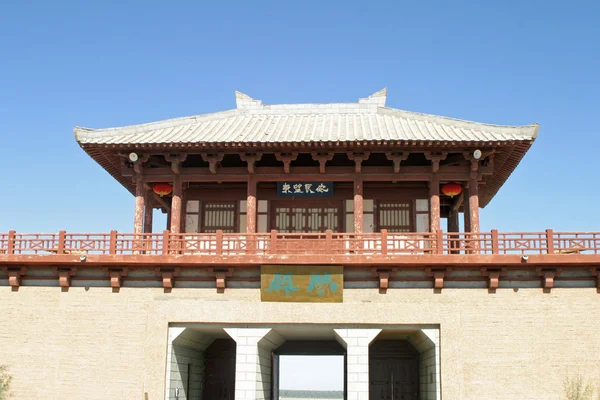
<box><xmin>377</xmin><ymin>107</ymin><xmax>539</xmax><ymax>138</ymax></box>
<box><xmin>74</xmin><ymin>109</ymin><xmax>242</xmax><ymax>140</ymax></box>
<box><xmin>74</xmin><ymin>90</ymin><xmax>539</xmax><ymax>143</ymax></box>
<box><xmin>75</xmin><ymin>108</ymin><xmax>537</xmax><ymax>141</ymax></box>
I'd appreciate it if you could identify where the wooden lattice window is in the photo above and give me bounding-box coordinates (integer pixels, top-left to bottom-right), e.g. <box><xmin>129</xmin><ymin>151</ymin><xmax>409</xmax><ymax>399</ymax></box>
<box><xmin>377</xmin><ymin>201</ymin><xmax>413</xmax><ymax>232</ymax></box>
<box><xmin>185</xmin><ymin>201</ymin><xmax>238</xmax><ymax>233</ymax></box>
<box><xmin>274</xmin><ymin>203</ymin><xmax>341</xmax><ymax>233</ymax></box>
<box><xmin>201</xmin><ymin>202</ymin><xmax>237</xmax><ymax>233</ymax></box>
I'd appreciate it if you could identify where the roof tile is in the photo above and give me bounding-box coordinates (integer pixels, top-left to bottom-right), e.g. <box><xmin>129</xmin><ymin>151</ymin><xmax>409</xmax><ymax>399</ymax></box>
<box><xmin>75</xmin><ymin>93</ymin><xmax>538</xmax><ymax>145</ymax></box>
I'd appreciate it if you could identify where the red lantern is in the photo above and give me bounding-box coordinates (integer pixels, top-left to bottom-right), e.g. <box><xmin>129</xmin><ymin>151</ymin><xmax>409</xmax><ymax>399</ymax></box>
<box><xmin>152</xmin><ymin>183</ymin><xmax>173</xmax><ymax>197</ymax></box>
<box><xmin>442</xmin><ymin>183</ymin><xmax>462</xmax><ymax>198</ymax></box>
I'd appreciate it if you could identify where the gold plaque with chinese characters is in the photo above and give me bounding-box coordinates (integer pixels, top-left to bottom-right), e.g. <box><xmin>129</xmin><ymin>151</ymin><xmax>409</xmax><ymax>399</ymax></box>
<box><xmin>261</xmin><ymin>265</ymin><xmax>343</xmax><ymax>303</ymax></box>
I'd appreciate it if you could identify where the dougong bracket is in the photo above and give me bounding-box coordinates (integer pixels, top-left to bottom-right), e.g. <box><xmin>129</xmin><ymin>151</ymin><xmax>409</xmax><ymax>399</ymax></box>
<box><xmin>311</xmin><ymin>152</ymin><xmax>335</xmax><ymax>174</ymax></box>
<box><xmin>240</xmin><ymin>152</ymin><xmax>263</xmax><ymax>174</ymax></box>
<box><xmin>424</xmin><ymin>152</ymin><xmax>448</xmax><ymax>173</ymax></box>
<box><xmin>385</xmin><ymin>152</ymin><xmax>409</xmax><ymax>173</ymax></box>
<box><xmin>200</xmin><ymin>153</ymin><xmax>224</xmax><ymax>175</ymax></box>
<box><xmin>347</xmin><ymin>152</ymin><xmax>370</xmax><ymax>173</ymax></box>
<box><xmin>166</xmin><ymin>153</ymin><xmax>188</xmax><ymax>175</ymax></box>
<box><xmin>275</xmin><ymin>152</ymin><xmax>298</xmax><ymax>174</ymax></box>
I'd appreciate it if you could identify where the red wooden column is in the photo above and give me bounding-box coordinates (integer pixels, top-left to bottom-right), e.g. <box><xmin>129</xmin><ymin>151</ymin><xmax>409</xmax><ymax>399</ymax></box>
<box><xmin>353</xmin><ymin>175</ymin><xmax>363</xmax><ymax>233</ymax></box>
<box><xmin>170</xmin><ymin>175</ymin><xmax>182</xmax><ymax>234</ymax></box>
<box><xmin>133</xmin><ymin>173</ymin><xmax>145</xmax><ymax>234</ymax></box>
<box><xmin>468</xmin><ymin>177</ymin><xmax>480</xmax><ymax>233</ymax></box>
<box><xmin>246</xmin><ymin>175</ymin><xmax>257</xmax><ymax>234</ymax></box>
<box><xmin>429</xmin><ymin>176</ymin><xmax>441</xmax><ymax>232</ymax></box>
<box><xmin>143</xmin><ymin>188</ymin><xmax>153</xmax><ymax>234</ymax></box>
<box><xmin>463</xmin><ymin>184</ymin><xmax>472</xmax><ymax>232</ymax></box>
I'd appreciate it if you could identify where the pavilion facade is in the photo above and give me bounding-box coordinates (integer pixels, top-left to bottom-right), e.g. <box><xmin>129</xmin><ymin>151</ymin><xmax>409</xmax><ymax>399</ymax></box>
<box><xmin>1</xmin><ymin>89</ymin><xmax>599</xmax><ymax>400</ymax></box>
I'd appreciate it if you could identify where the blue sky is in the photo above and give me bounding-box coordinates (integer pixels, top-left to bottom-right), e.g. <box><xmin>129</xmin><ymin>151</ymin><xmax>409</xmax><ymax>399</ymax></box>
<box><xmin>1</xmin><ymin>0</ymin><xmax>599</xmax><ymax>233</ymax></box>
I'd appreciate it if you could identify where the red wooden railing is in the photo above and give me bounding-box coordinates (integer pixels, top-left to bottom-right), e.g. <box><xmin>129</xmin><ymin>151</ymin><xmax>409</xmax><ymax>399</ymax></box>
<box><xmin>0</xmin><ymin>229</ymin><xmax>599</xmax><ymax>256</ymax></box>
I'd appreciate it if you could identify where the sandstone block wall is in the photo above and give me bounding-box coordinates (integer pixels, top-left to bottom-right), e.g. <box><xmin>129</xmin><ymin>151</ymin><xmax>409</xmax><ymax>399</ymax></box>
<box><xmin>1</xmin><ymin>284</ymin><xmax>599</xmax><ymax>399</ymax></box>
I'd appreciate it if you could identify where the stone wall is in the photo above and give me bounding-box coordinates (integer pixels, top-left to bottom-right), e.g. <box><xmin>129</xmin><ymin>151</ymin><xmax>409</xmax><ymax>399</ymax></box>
<box><xmin>1</xmin><ymin>284</ymin><xmax>600</xmax><ymax>399</ymax></box>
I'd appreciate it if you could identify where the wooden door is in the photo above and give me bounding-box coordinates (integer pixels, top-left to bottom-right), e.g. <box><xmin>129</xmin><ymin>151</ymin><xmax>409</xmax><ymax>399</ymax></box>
<box><xmin>203</xmin><ymin>339</ymin><xmax>236</xmax><ymax>400</ymax></box>
<box><xmin>369</xmin><ymin>341</ymin><xmax>419</xmax><ymax>400</ymax></box>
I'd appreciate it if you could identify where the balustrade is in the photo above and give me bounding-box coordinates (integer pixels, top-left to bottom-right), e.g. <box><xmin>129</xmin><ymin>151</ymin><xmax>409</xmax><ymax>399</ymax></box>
<box><xmin>0</xmin><ymin>230</ymin><xmax>598</xmax><ymax>256</ymax></box>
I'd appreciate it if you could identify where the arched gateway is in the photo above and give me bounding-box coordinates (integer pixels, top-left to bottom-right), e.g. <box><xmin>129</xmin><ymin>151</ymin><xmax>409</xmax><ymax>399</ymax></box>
<box><xmin>2</xmin><ymin>89</ymin><xmax>599</xmax><ymax>400</ymax></box>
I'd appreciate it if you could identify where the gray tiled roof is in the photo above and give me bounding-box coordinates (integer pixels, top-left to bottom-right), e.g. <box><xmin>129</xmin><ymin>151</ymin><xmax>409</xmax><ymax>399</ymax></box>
<box><xmin>75</xmin><ymin>89</ymin><xmax>538</xmax><ymax>145</ymax></box>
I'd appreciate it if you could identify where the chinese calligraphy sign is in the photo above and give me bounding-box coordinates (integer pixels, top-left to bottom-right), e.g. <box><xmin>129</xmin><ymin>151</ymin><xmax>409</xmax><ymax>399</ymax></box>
<box><xmin>261</xmin><ymin>265</ymin><xmax>343</xmax><ymax>303</ymax></box>
<box><xmin>277</xmin><ymin>182</ymin><xmax>334</xmax><ymax>197</ymax></box>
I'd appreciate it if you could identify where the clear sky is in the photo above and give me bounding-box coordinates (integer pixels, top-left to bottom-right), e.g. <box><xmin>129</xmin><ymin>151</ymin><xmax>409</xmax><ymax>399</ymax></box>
<box><xmin>1</xmin><ymin>0</ymin><xmax>599</xmax><ymax>233</ymax></box>
<box><xmin>280</xmin><ymin>356</ymin><xmax>344</xmax><ymax>391</ymax></box>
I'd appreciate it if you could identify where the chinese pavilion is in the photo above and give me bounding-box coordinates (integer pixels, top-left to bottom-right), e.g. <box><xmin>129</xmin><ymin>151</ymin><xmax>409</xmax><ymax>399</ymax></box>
<box><xmin>1</xmin><ymin>89</ymin><xmax>599</xmax><ymax>400</ymax></box>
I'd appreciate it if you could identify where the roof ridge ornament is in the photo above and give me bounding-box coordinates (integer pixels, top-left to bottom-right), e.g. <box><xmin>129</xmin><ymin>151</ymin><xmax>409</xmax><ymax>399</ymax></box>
<box><xmin>235</xmin><ymin>91</ymin><xmax>263</xmax><ymax>110</ymax></box>
<box><xmin>358</xmin><ymin>88</ymin><xmax>387</xmax><ymax>107</ymax></box>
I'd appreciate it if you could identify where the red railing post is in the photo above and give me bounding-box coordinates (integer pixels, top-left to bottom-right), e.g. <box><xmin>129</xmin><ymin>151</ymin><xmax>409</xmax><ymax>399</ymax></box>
<box><xmin>162</xmin><ymin>230</ymin><xmax>170</xmax><ymax>255</ymax></box>
<box><xmin>270</xmin><ymin>230</ymin><xmax>278</xmax><ymax>255</ymax></box>
<box><xmin>436</xmin><ymin>230</ymin><xmax>444</xmax><ymax>255</ymax></box>
<box><xmin>546</xmin><ymin>229</ymin><xmax>555</xmax><ymax>254</ymax></box>
<box><xmin>109</xmin><ymin>230</ymin><xmax>118</xmax><ymax>255</ymax></box>
<box><xmin>326</xmin><ymin>229</ymin><xmax>333</xmax><ymax>254</ymax></box>
<box><xmin>381</xmin><ymin>229</ymin><xmax>388</xmax><ymax>255</ymax></box>
<box><xmin>7</xmin><ymin>230</ymin><xmax>15</xmax><ymax>254</ymax></box>
<box><xmin>216</xmin><ymin>230</ymin><xmax>223</xmax><ymax>255</ymax></box>
<box><xmin>491</xmin><ymin>229</ymin><xmax>499</xmax><ymax>255</ymax></box>
<box><xmin>57</xmin><ymin>230</ymin><xmax>66</xmax><ymax>254</ymax></box>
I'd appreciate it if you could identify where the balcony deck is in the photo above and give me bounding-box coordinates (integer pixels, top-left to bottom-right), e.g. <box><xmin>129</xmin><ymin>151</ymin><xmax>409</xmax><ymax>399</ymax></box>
<box><xmin>1</xmin><ymin>230</ymin><xmax>599</xmax><ymax>268</ymax></box>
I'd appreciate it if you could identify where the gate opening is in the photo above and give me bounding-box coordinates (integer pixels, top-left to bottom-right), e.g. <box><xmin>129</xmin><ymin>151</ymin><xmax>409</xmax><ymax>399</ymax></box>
<box><xmin>274</xmin><ymin>340</ymin><xmax>346</xmax><ymax>400</ymax></box>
